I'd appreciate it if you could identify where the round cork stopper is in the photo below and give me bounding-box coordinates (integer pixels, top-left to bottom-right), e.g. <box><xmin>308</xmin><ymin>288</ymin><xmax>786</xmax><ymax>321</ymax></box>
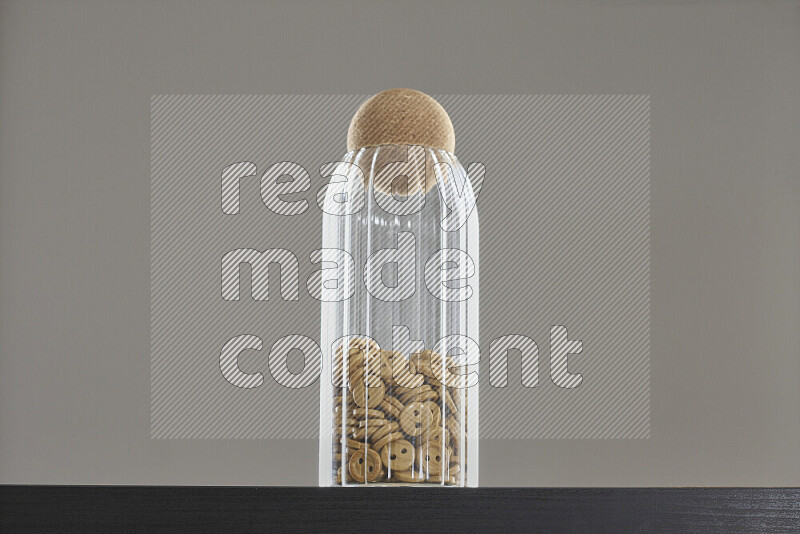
<box><xmin>347</xmin><ymin>89</ymin><xmax>455</xmax><ymax>153</ymax></box>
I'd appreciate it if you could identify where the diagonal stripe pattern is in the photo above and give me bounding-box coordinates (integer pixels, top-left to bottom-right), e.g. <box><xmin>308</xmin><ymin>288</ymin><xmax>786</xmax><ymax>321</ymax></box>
<box><xmin>151</xmin><ymin>95</ymin><xmax>650</xmax><ymax>439</ymax></box>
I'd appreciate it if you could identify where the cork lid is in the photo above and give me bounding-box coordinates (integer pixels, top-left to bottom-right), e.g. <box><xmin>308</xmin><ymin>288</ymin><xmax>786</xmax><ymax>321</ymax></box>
<box><xmin>347</xmin><ymin>89</ymin><xmax>455</xmax><ymax>153</ymax></box>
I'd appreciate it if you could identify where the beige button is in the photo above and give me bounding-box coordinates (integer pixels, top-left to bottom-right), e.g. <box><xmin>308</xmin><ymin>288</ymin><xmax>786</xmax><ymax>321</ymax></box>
<box><xmin>430</xmin><ymin>353</ymin><xmax>457</xmax><ymax>384</ymax></box>
<box><xmin>379</xmin><ymin>399</ymin><xmax>401</xmax><ymax>420</ymax></box>
<box><xmin>380</xmin><ymin>438</ymin><xmax>414</xmax><ymax>472</ymax></box>
<box><xmin>377</xmin><ymin>350</ymin><xmax>396</xmax><ymax>381</ymax></box>
<box><xmin>389</xmin><ymin>356</ymin><xmax>425</xmax><ymax>388</ymax></box>
<box><xmin>351</xmin><ymin>378</ymin><xmax>386</xmax><ymax>408</ymax></box>
<box><xmin>372</xmin><ymin>430</ymin><xmax>405</xmax><ymax>453</ymax></box>
<box><xmin>367</xmin><ymin>421</ymin><xmax>400</xmax><ymax>444</ymax></box>
<box><xmin>399</xmin><ymin>385</ymin><xmax>431</xmax><ymax>404</ymax></box>
<box><xmin>407</xmin><ymin>388</ymin><xmax>439</xmax><ymax>404</ymax></box>
<box><xmin>349</xmin><ymin>366</ymin><xmax>383</xmax><ymax>389</ymax></box>
<box><xmin>444</xmin><ymin>390</ymin><xmax>458</xmax><ymax>414</ymax></box>
<box><xmin>350</xmin><ymin>408</ymin><xmax>384</xmax><ymax>419</ymax></box>
<box><xmin>410</xmin><ymin>349</ymin><xmax>431</xmax><ymax>372</ymax></box>
<box><xmin>350</xmin><ymin>424</ymin><xmax>383</xmax><ymax>441</ymax></box>
<box><xmin>392</xmin><ymin>469</ymin><xmax>425</xmax><ymax>483</ymax></box>
<box><xmin>423</xmin><ymin>400</ymin><xmax>443</xmax><ymax>426</ymax></box>
<box><xmin>357</xmin><ymin>418</ymin><xmax>388</xmax><ymax>428</ymax></box>
<box><xmin>416</xmin><ymin>443</ymin><xmax>448</xmax><ymax>476</ymax></box>
<box><xmin>385</xmin><ymin>395</ymin><xmax>404</xmax><ymax>412</ymax></box>
<box><xmin>348</xmin><ymin>447</ymin><xmax>382</xmax><ymax>483</ymax></box>
<box><xmin>446</xmin><ymin>414</ymin><xmax>462</xmax><ymax>453</ymax></box>
<box><xmin>337</xmin><ymin>337</ymin><xmax>379</xmax><ymax>360</ymax></box>
<box><xmin>399</xmin><ymin>401</ymin><xmax>434</xmax><ymax>436</ymax></box>
<box><xmin>416</xmin><ymin>358</ymin><xmax>441</xmax><ymax>382</ymax></box>
<box><xmin>369</xmin><ymin>421</ymin><xmax>399</xmax><ymax>444</ymax></box>
<box><xmin>446</xmin><ymin>414</ymin><xmax>461</xmax><ymax>435</ymax></box>
<box><xmin>422</xmin><ymin>425</ymin><xmax>450</xmax><ymax>446</ymax></box>
<box><xmin>344</xmin><ymin>438</ymin><xmax>367</xmax><ymax>450</ymax></box>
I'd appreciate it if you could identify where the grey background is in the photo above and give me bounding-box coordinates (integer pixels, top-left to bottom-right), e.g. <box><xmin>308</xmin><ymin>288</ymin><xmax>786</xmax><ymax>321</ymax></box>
<box><xmin>1</xmin><ymin>0</ymin><xmax>798</xmax><ymax>486</ymax></box>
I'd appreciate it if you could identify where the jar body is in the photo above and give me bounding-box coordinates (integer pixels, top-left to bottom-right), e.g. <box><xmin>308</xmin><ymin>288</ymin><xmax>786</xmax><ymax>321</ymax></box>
<box><xmin>318</xmin><ymin>145</ymin><xmax>479</xmax><ymax>487</ymax></box>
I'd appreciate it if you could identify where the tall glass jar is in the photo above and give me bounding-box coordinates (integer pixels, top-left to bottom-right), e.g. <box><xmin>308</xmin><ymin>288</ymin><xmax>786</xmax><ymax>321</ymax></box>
<box><xmin>318</xmin><ymin>144</ymin><xmax>479</xmax><ymax>486</ymax></box>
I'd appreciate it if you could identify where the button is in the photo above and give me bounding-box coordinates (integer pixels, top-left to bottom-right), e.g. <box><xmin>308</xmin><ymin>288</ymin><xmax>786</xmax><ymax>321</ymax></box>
<box><xmin>379</xmin><ymin>399</ymin><xmax>401</xmax><ymax>420</ymax></box>
<box><xmin>380</xmin><ymin>438</ymin><xmax>414</xmax><ymax>472</ymax></box>
<box><xmin>385</xmin><ymin>395</ymin><xmax>404</xmax><ymax>413</ymax></box>
<box><xmin>348</xmin><ymin>366</ymin><xmax>383</xmax><ymax>389</ymax></box>
<box><xmin>399</xmin><ymin>401</ymin><xmax>434</xmax><ymax>436</ymax></box>
<box><xmin>446</xmin><ymin>415</ymin><xmax>462</xmax><ymax>453</ymax></box>
<box><xmin>348</xmin><ymin>447</ymin><xmax>382</xmax><ymax>483</ymax></box>
<box><xmin>444</xmin><ymin>390</ymin><xmax>458</xmax><ymax>414</ymax></box>
<box><xmin>392</xmin><ymin>469</ymin><xmax>425</xmax><ymax>483</ymax></box>
<box><xmin>351</xmin><ymin>378</ymin><xmax>386</xmax><ymax>408</ymax></box>
<box><xmin>422</xmin><ymin>425</ymin><xmax>450</xmax><ymax>446</ymax></box>
<box><xmin>389</xmin><ymin>355</ymin><xmax>425</xmax><ymax>388</ymax></box>
<box><xmin>369</xmin><ymin>421</ymin><xmax>399</xmax><ymax>444</ymax></box>
<box><xmin>399</xmin><ymin>385</ymin><xmax>432</xmax><ymax>405</ymax></box>
<box><xmin>430</xmin><ymin>353</ymin><xmax>457</xmax><ymax>385</ymax></box>
<box><xmin>350</xmin><ymin>336</ymin><xmax>380</xmax><ymax>354</ymax></box>
<box><xmin>410</xmin><ymin>350</ymin><xmax>432</xmax><ymax>376</ymax></box>
<box><xmin>416</xmin><ymin>443</ymin><xmax>448</xmax><ymax>476</ymax></box>
<box><xmin>407</xmin><ymin>388</ymin><xmax>439</xmax><ymax>404</ymax></box>
<box><xmin>345</xmin><ymin>438</ymin><xmax>366</xmax><ymax>450</ymax></box>
<box><xmin>446</xmin><ymin>414</ymin><xmax>461</xmax><ymax>433</ymax></box>
<box><xmin>372</xmin><ymin>430</ymin><xmax>405</xmax><ymax>453</ymax></box>
<box><xmin>378</xmin><ymin>350</ymin><xmax>397</xmax><ymax>381</ymax></box>
<box><xmin>350</xmin><ymin>408</ymin><xmax>384</xmax><ymax>419</ymax></box>
<box><xmin>350</xmin><ymin>424</ymin><xmax>384</xmax><ymax>441</ymax></box>
<box><xmin>423</xmin><ymin>400</ymin><xmax>443</xmax><ymax>426</ymax></box>
<box><xmin>358</xmin><ymin>418</ymin><xmax>388</xmax><ymax>428</ymax></box>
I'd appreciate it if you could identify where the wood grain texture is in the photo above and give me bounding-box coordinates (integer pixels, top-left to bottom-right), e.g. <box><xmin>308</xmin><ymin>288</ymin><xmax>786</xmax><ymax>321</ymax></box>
<box><xmin>1</xmin><ymin>486</ymin><xmax>798</xmax><ymax>532</ymax></box>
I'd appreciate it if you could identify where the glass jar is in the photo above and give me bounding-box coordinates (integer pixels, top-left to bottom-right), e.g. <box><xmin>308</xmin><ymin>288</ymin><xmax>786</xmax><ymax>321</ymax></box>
<box><xmin>318</xmin><ymin>144</ymin><xmax>479</xmax><ymax>486</ymax></box>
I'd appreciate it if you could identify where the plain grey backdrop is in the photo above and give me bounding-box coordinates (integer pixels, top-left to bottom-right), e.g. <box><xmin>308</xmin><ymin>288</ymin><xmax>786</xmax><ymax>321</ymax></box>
<box><xmin>1</xmin><ymin>0</ymin><xmax>798</xmax><ymax>486</ymax></box>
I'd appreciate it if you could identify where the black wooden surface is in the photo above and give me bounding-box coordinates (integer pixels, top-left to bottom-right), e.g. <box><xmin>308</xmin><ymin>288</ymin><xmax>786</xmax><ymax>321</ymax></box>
<box><xmin>1</xmin><ymin>486</ymin><xmax>798</xmax><ymax>532</ymax></box>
